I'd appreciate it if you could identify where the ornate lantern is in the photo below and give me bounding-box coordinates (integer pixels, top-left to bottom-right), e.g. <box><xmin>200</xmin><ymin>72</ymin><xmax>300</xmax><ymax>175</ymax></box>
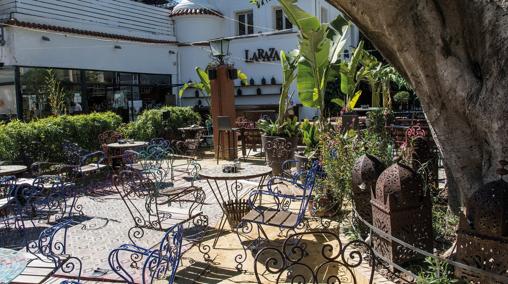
<box><xmin>371</xmin><ymin>162</ymin><xmax>433</xmax><ymax>265</ymax></box>
<box><xmin>352</xmin><ymin>154</ymin><xmax>385</xmax><ymax>238</ymax></box>
<box><xmin>455</xmin><ymin>161</ymin><xmax>508</xmax><ymax>283</ymax></box>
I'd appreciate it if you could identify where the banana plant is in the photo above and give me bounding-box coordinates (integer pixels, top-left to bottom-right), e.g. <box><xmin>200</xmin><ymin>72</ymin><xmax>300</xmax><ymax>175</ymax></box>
<box><xmin>178</xmin><ymin>67</ymin><xmax>248</xmax><ymax>106</ymax></box>
<box><xmin>331</xmin><ymin>41</ymin><xmax>365</xmax><ymax>111</ymax></box>
<box><xmin>276</xmin><ymin>49</ymin><xmax>300</xmax><ymax>131</ymax></box>
<box><xmin>278</xmin><ymin>0</ymin><xmax>350</xmax><ymax>128</ymax></box>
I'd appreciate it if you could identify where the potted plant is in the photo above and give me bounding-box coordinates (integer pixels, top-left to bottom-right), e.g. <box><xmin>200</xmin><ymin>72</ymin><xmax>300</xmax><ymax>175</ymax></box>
<box><xmin>258</xmin><ymin>50</ymin><xmax>300</xmax><ymax>175</ymax></box>
<box><xmin>295</xmin><ymin>119</ymin><xmax>320</xmax><ymax>172</ymax></box>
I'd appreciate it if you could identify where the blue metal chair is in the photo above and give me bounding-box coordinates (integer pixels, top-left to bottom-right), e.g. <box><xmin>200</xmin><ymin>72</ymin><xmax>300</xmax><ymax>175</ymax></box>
<box><xmin>23</xmin><ymin>218</ymin><xmax>82</xmax><ymax>283</ymax></box>
<box><xmin>61</xmin><ymin>141</ymin><xmax>108</xmax><ymax>185</ymax></box>
<box><xmin>108</xmin><ymin>223</ymin><xmax>184</xmax><ymax>284</ymax></box>
<box><xmin>241</xmin><ymin>161</ymin><xmax>321</xmax><ymax>234</ymax></box>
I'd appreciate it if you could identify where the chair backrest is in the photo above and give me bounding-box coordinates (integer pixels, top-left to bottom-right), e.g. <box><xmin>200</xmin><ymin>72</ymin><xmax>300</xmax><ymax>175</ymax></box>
<box><xmin>149</xmin><ymin>138</ymin><xmax>171</xmax><ymax>150</ymax></box>
<box><xmin>113</xmin><ymin>170</ymin><xmax>152</xmax><ymax>228</ymax></box>
<box><xmin>297</xmin><ymin>161</ymin><xmax>321</xmax><ymax>220</ymax></box>
<box><xmin>62</xmin><ymin>141</ymin><xmax>88</xmax><ymax>165</ymax></box>
<box><xmin>217</xmin><ymin>116</ymin><xmax>232</xmax><ymax>130</ymax></box>
<box><xmin>143</xmin><ymin>223</ymin><xmax>184</xmax><ymax>284</ymax></box>
<box><xmin>254</xmin><ymin>230</ymin><xmax>375</xmax><ymax>284</ymax></box>
<box><xmin>98</xmin><ymin>130</ymin><xmax>123</xmax><ymax>145</ymax></box>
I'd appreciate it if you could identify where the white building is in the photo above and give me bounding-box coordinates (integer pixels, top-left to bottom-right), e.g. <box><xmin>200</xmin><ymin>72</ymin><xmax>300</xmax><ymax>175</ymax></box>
<box><xmin>0</xmin><ymin>0</ymin><xmax>358</xmax><ymax>121</ymax></box>
<box><xmin>173</xmin><ymin>0</ymin><xmax>359</xmax><ymax>120</ymax></box>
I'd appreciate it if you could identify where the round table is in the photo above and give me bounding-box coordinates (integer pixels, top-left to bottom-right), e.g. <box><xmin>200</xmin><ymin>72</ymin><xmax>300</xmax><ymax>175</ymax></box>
<box><xmin>106</xmin><ymin>141</ymin><xmax>148</xmax><ymax>167</ymax></box>
<box><xmin>0</xmin><ymin>165</ymin><xmax>27</xmax><ymax>176</ymax></box>
<box><xmin>107</xmin><ymin>141</ymin><xmax>148</xmax><ymax>149</ymax></box>
<box><xmin>0</xmin><ymin>248</ymin><xmax>30</xmax><ymax>283</ymax></box>
<box><xmin>199</xmin><ymin>164</ymin><xmax>272</xmax><ymax>271</ymax></box>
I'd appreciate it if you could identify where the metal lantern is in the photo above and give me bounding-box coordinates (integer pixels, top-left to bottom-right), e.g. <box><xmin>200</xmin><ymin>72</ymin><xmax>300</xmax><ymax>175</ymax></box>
<box><xmin>371</xmin><ymin>162</ymin><xmax>433</xmax><ymax>265</ymax></box>
<box><xmin>455</xmin><ymin>161</ymin><xmax>508</xmax><ymax>283</ymax></box>
<box><xmin>352</xmin><ymin>154</ymin><xmax>385</xmax><ymax>238</ymax></box>
<box><xmin>209</xmin><ymin>38</ymin><xmax>231</xmax><ymax>64</ymax></box>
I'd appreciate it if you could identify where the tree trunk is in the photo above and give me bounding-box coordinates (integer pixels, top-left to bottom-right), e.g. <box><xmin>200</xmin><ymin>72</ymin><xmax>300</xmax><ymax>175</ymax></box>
<box><xmin>327</xmin><ymin>0</ymin><xmax>508</xmax><ymax>210</ymax></box>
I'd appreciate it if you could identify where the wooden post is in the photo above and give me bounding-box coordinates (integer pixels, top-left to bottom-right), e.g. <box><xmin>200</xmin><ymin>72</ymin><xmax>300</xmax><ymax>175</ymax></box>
<box><xmin>210</xmin><ymin>65</ymin><xmax>237</xmax><ymax>160</ymax></box>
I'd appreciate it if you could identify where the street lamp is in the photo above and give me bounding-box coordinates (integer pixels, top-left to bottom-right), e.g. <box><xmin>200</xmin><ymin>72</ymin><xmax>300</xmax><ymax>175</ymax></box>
<box><xmin>209</xmin><ymin>38</ymin><xmax>231</xmax><ymax>65</ymax></box>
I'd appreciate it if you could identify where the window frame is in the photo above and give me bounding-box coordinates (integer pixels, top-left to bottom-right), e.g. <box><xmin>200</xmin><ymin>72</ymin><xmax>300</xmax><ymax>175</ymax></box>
<box><xmin>236</xmin><ymin>10</ymin><xmax>254</xmax><ymax>36</ymax></box>
<box><xmin>274</xmin><ymin>7</ymin><xmax>293</xmax><ymax>31</ymax></box>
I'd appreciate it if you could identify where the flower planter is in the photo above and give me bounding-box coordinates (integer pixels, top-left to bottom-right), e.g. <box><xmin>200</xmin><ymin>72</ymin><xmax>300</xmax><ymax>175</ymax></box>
<box><xmin>262</xmin><ymin>135</ymin><xmax>298</xmax><ymax>176</ymax></box>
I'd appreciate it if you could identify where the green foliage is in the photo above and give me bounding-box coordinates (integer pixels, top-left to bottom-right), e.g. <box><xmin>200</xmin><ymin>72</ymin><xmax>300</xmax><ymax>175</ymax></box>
<box><xmin>178</xmin><ymin>67</ymin><xmax>248</xmax><ymax>106</ymax></box>
<box><xmin>332</xmin><ymin>41</ymin><xmax>365</xmax><ymax>110</ymax></box>
<box><xmin>44</xmin><ymin>69</ymin><xmax>69</xmax><ymax>115</ymax></box>
<box><xmin>120</xmin><ymin>106</ymin><xmax>201</xmax><ymax>141</ymax></box>
<box><xmin>0</xmin><ymin>112</ymin><xmax>122</xmax><ymax>163</ymax></box>
<box><xmin>276</xmin><ymin>49</ymin><xmax>300</xmax><ymax>130</ymax></box>
<box><xmin>417</xmin><ymin>257</ymin><xmax>457</xmax><ymax>284</ymax></box>
<box><xmin>394</xmin><ymin>91</ymin><xmax>411</xmax><ymax>104</ymax></box>
<box><xmin>319</xmin><ymin>128</ymin><xmax>392</xmax><ymax>217</ymax></box>
<box><xmin>366</xmin><ymin>108</ymin><xmax>394</xmax><ymax>135</ymax></box>
<box><xmin>257</xmin><ymin>117</ymin><xmax>300</xmax><ymax>138</ymax></box>
<box><xmin>278</xmin><ymin>0</ymin><xmax>350</xmax><ymax>125</ymax></box>
<box><xmin>300</xmin><ymin>119</ymin><xmax>319</xmax><ymax>156</ymax></box>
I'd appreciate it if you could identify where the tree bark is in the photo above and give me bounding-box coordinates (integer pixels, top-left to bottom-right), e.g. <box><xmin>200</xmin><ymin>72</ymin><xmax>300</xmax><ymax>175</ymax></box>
<box><xmin>327</xmin><ymin>0</ymin><xmax>508</xmax><ymax>209</ymax></box>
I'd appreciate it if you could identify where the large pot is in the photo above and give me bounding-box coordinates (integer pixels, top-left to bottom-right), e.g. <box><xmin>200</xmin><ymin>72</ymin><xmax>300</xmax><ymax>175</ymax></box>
<box><xmin>262</xmin><ymin>135</ymin><xmax>298</xmax><ymax>176</ymax></box>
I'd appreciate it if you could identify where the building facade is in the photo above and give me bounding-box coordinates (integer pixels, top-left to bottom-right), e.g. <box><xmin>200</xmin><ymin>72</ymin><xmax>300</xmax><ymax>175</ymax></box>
<box><xmin>173</xmin><ymin>0</ymin><xmax>359</xmax><ymax>120</ymax></box>
<box><xmin>0</xmin><ymin>0</ymin><xmax>358</xmax><ymax>122</ymax></box>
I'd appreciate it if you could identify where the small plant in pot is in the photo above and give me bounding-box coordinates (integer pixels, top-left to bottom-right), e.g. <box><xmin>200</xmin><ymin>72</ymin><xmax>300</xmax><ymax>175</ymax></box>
<box><xmin>295</xmin><ymin>119</ymin><xmax>320</xmax><ymax>172</ymax></box>
<box><xmin>258</xmin><ymin>49</ymin><xmax>300</xmax><ymax>176</ymax></box>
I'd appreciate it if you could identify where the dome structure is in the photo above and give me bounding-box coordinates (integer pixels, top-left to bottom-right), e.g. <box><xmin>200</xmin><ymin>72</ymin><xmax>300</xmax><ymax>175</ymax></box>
<box><xmin>171</xmin><ymin>0</ymin><xmax>223</xmax><ymax>17</ymax></box>
<box><xmin>352</xmin><ymin>154</ymin><xmax>385</xmax><ymax>193</ymax></box>
<box><xmin>373</xmin><ymin>162</ymin><xmax>423</xmax><ymax>210</ymax></box>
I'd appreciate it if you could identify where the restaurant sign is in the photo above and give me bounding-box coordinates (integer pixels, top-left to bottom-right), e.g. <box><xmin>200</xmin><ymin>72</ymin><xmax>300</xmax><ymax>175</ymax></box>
<box><xmin>245</xmin><ymin>48</ymin><xmax>280</xmax><ymax>63</ymax></box>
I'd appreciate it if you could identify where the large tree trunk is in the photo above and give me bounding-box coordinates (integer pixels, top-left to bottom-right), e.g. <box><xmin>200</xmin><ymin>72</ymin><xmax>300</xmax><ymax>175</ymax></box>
<box><xmin>328</xmin><ymin>0</ymin><xmax>508</xmax><ymax>209</ymax></box>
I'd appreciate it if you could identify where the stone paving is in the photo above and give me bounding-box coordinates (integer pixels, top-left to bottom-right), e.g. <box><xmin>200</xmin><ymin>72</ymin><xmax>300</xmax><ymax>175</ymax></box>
<box><xmin>0</xmin><ymin>157</ymin><xmax>269</xmax><ymax>283</ymax></box>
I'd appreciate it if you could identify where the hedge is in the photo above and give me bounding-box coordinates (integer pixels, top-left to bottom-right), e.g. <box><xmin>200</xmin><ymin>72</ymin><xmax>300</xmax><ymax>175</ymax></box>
<box><xmin>0</xmin><ymin>112</ymin><xmax>122</xmax><ymax>164</ymax></box>
<box><xmin>120</xmin><ymin>106</ymin><xmax>201</xmax><ymax>141</ymax></box>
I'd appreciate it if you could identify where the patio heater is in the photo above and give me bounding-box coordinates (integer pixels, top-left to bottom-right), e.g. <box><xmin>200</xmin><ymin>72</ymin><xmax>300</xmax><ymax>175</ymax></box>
<box><xmin>208</xmin><ymin>38</ymin><xmax>238</xmax><ymax>161</ymax></box>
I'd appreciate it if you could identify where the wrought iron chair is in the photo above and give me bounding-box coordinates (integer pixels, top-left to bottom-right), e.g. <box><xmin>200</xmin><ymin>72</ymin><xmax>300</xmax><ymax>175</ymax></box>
<box><xmin>0</xmin><ymin>176</ymin><xmax>21</xmax><ymax>230</ymax></box>
<box><xmin>30</xmin><ymin>175</ymin><xmax>78</xmax><ymax>222</ymax></box>
<box><xmin>18</xmin><ymin>219</ymin><xmax>83</xmax><ymax>283</ymax></box>
<box><xmin>61</xmin><ymin>141</ymin><xmax>108</xmax><ymax>185</ymax></box>
<box><xmin>112</xmin><ymin>170</ymin><xmax>205</xmax><ymax>244</ymax></box>
<box><xmin>241</xmin><ymin>161</ymin><xmax>321</xmax><ymax>238</ymax></box>
<box><xmin>108</xmin><ymin>213</ymin><xmax>210</xmax><ymax>284</ymax></box>
<box><xmin>148</xmin><ymin>138</ymin><xmax>171</xmax><ymax>150</ymax></box>
<box><xmin>254</xmin><ymin>230</ymin><xmax>375</xmax><ymax>284</ymax></box>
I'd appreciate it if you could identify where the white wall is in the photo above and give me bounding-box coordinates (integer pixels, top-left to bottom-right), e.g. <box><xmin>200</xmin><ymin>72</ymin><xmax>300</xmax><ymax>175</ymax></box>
<box><xmin>5</xmin><ymin>28</ymin><xmax>177</xmax><ymax>74</ymax></box>
<box><xmin>175</xmin><ymin>15</ymin><xmax>224</xmax><ymax>43</ymax></box>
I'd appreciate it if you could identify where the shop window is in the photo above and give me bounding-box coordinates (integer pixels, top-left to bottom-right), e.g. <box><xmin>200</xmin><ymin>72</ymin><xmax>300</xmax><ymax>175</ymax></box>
<box><xmin>274</xmin><ymin>8</ymin><xmax>292</xmax><ymax>30</ymax></box>
<box><xmin>140</xmin><ymin>74</ymin><xmax>170</xmax><ymax>86</ymax></box>
<box><xmin>237</xmin><ymin>10</ymin><xmax>254</xmax><ymax>35</ymax></box>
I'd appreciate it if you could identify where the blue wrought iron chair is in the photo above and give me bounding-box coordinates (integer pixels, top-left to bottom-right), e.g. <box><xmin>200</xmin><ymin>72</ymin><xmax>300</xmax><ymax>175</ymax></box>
<box><xmin>241</xmin><ymin>161</ymin><xmax>321</xmax><ymax>237</ymax></box>
<box><xmin>20</xmin><ymin>218</ymin><xmax>82</xmax><ymax>283</ymax></box>
<box><xmin>254</xmin><ymin>230</ymin><xmax>375</xmax><ymax>284</ymax></box>
<box><xmin>0</xmin><ymin>176</ymin><xmax>21</xmax><ymax>230</ymax></box>
<box><xmin>30</xmin><ymin>175</ymin><xmax>78</xmax><ymax>222</ymax></box>
<box><xmin>113</xmin><ymin>170</ymin><xmax>205</xmax><ymax>244</ymax></box>
<box><xmin>109</xmin><ymin>223</ymin><xmax>184</xmax><ymax>284</ymax></box>
<box><xmin>61</xmin><ymin>141</ymin><xmax>108</xmax><ymax>185</ymax></box>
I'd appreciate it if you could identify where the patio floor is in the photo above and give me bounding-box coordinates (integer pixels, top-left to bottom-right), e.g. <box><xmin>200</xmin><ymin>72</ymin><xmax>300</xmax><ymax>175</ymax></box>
<box><xmin>0</xmin><ymin>154</ymin><xmax>392</xmax><ymax>284</ymax></box>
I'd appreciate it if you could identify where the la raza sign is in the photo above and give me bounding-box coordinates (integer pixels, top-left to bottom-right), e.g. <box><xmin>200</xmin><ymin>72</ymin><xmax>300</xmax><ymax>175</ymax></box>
<box><xmin>245</xmin><ymin>48</ymin><xmax>280</xmax><ymax>63</ymax></box>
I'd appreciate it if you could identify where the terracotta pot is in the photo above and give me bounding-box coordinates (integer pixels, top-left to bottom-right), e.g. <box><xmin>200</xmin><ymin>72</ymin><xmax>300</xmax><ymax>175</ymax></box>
<box><xmin>262</xmin><ymin>135</ymin><xmax>298</xmax><ymax>176</ymax></box>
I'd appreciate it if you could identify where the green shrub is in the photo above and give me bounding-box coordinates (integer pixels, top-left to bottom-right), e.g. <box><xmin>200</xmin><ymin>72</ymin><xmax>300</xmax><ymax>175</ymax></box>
<box><xmin>120</xmin><ymin>106</ymin><xmax>201</xmax><ymax>141</ymax></box>
<box><xmin>318</xmin><ymin>128</ymin><xmax>393</xmax><ymax>218</ymax></box>
<box><xmin>0</xmin><ymin>112</ymin><xmax>122</xmax><ymax>164</ymax></box>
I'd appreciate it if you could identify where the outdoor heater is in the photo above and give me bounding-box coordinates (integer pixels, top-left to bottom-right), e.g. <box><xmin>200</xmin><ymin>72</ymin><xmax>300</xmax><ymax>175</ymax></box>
<box><xmin>209</xmin><ymin>38</ymin><xmax>230</xmax><ymax>65</ymax></box>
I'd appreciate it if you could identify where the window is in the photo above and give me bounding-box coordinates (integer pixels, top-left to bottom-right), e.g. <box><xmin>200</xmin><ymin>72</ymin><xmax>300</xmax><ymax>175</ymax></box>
<box><xmin>274</xmin><ymin>8</ymin><xmax>292</xmax><ymax>30</ymax></box>
<box><xmin>320</xmin><ymin>7</ymin><xmax>328</xmax><ymax>23</ymax></box>
<box><xmin>237</xmin><ymin>10</ymin><xmax>254</xmax><ymax>35</ymax></box>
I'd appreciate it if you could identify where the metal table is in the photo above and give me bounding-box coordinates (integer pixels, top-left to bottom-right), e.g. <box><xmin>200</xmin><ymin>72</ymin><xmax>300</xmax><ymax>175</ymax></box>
<box><xmin>0</xmin><ymin>165</ymin><xmax>27</xmax><ymax>176</ymax></box>
<box><xmin>199</xmin><ymin>164</ymin><xmax>272</xmax><ymax>271</ymax></box>
<box><xmin>106</xmin><ymin>141</ymin><xmax>148</xmax><ymax>167</ymax></box>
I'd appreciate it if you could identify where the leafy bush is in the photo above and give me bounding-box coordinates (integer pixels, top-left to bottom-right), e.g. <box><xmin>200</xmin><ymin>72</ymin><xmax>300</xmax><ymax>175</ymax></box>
<box><xmin>0</xmin><ymin>112</ymin><xmax>122</xmax><ymax>164</ymax></box>
<box><xmin>257</xmin><ymin>117</ymin><xmax>300</xmax><ymax>138</ymax></box>
<box><xmin>318</xmin><ymin>128</ymin><xmax>393</xmax><ymax>218</ymax></box>
<box><xmin>120</xmin><ymin>106</ymin><xmax>201</xmax><ymax>141</ymax></box>
<box><xmin>417</xmin><ymin>257</ymin><xmax>457</xmax><ymax>284</ymax></box>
